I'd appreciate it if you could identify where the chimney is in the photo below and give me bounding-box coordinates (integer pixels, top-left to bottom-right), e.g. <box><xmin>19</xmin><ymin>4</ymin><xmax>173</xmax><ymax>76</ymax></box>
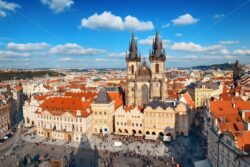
<box><xmin>76</xmin><ymin>110</ymin><xmax>81</xmax><ymax>116</ymax></box>
<box><xmin>82</xmin><ymin>96</ymin><xmax>85</xmax><ymax>102</ymax></box>
<box><xmin>173</xmin><ymin>100</ymin><xmax>177</xmax><ymax>107</ymax></box>
<box><xmin>232</xmin><ymin>100</ymin><xmax>236</xmax><ymax>109</ymax></box>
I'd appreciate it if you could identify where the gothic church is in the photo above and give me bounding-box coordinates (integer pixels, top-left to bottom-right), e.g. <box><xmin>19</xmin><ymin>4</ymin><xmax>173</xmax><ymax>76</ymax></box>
<box><xmin>126</xmin><ymin>31</ymin><xmax>168</xmax><ymax>106</ymax></box>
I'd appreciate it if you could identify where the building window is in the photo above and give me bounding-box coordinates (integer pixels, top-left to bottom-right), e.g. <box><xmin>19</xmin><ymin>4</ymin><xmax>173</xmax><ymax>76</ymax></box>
<box><xmin>131</xmin><ymin>65</ymin><xmax>134</xmax><ymax>74</ymax></box>
<box><xmin>155</xmin><ymin>64</ymin><xmax>159</xmax><ymax>73</ymax></box>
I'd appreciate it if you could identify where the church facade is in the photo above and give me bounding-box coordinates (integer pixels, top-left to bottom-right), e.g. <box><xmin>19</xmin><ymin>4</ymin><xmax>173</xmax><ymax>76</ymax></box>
<box><xmin>125</xmin><ymin>31</ymin><xmax>168</xmax><ymax>107</ymax></box>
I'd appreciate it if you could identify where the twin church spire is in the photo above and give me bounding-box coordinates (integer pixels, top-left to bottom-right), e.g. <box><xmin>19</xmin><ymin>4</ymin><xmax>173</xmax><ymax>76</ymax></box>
<box><xmin>126</xmin><ymin>30</ymin><xmax>166</xmax><ymax>62</ymax></box>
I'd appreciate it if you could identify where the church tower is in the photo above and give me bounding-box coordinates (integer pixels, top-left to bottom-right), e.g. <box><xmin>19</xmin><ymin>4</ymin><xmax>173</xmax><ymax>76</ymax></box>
<box><xmin>149</xmin><ymin>30</ymin><xmax>167</xmax><ymax>100</ymax></box>
<box><xmin>126</xmin><ymin>32</ymin><xmax>141</xmax><ymax>106</ymax></box>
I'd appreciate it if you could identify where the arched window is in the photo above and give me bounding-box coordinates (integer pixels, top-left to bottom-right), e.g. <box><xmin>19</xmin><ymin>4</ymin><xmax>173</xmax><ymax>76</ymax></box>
<box><xmin>141</xmin><ymin>84</ymin><xmax>149</xmax><ymax>105</ymax></box>
<box><xmin>155</xmin><ymin>64</ymin><xmax>159</xmax><ymax>73</ymax></box>
<box><xmin>131</xmin><ymin>65</ymin><xmax>134</xmax><ymax>74</ymax></box>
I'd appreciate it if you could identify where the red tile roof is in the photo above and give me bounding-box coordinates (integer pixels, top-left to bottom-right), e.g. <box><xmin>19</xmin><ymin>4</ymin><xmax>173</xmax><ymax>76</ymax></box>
<box><xmin>182</xmin><ymin>92</ymin><xmax>194</xmax><ymax>108</ymax></box>
<box><xmin>39</xmin><ymin>97</ymin><xmax>92</xmax><ymax>117</ymax></box>
<box><xmin>235</xmin><ymin>131</ymin><xmax>250</xmax><ymax>152</ymax></box>
<box><xmin>64</xmin><ymin>92</ymin><xmax>97</xmax><ymax>101</ymax></box>
<box><xmin>210</xmin><ymin>100</ymin><xmax>250</xmax><ymax>151</ymax></box>
<box><xmin>108</xmin><ymin>92</ymin><xmax>123</xmax><ymax>109</ymax></box>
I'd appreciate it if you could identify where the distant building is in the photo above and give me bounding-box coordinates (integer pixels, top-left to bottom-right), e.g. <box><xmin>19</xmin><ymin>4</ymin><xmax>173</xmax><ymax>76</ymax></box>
<box><xmin>195</xmin><ymin>82</ymin><xmax>222</xmax><ymax>108</ymax></box>
<box><xmin>233</xmin><ymin>60</ymin><xmax>241</xmax><ymax>84</ymax></box>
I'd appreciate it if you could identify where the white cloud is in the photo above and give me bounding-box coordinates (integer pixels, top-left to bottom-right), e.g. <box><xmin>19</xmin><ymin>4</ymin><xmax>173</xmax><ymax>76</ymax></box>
<box><xmin>58</xmin><ymin>57</ymin><xmax>72</xmax><ymax>62</ymax></box>
<box><xmin>0</xmin><ymin>50</ymin><xmax>30</xmax><ymax>58</ymax></box>
<box><xmin>172</xmin><ymin>13</ymin><xmax>199</xmax><ymax>26</ymax></box>
<box><xmin>138</xmin><ymin>35</ymin><xmax>171</xmax><ymax>47</ymax></box>
<box><xmin>219</xmin><ymin>40</ymin><xmax>239</xmax><ymax>45</ymax></box>
<box><xmin>40</xmin><ymin>0</ymin><xmax>74</xmax><ymax>13</ymax></box>
<box><xmin>171</xmin><ymin>42</ymin><xmax>227</xmax><ymax>54</ymax></box>
<box><xmin>213</xmin><ymin>14</ymin><xmax>224</xmax><ymax>19</ymax></box>
<box><xmin>7</xmin><ymin>42</ymin><xmax>50</xmax><ymax>51</ymax></box>
<box><xmin>95</xmin><ymin>58</ymin><xmax>108</xmax><ymax>62</ymax></box>
<box><xmin>162</xmin><ymin>23</ymin><xmax>170</xmax><ymax>28</ymax></box>
<box><xmin>175</xmin><ymin>33</ymin><xmax>182</xmax><ymax>37</ymax></box>
<box><xmin>0</xmin><ymin>0</ymin><xmax>20</xmax><ymax>17</ymax></box>
<box><xmin>123</xmin><ymin>15</ymin><xmax>154</xmax><ymax>31</ymax></box>
<box><xmin>108</xmin><ymin>52</ymin><xmax>126</xmax><ymax>57</ymax></box>
<box><xmin>95</xmin><ymin>58</ymin><xmax>119</xmax><ymax>63</ymax></box>
<box><xmin>49</xmin><ymin>43</ymin><xmax>105</xmax><ymax>55</ymax></box>
<box><xmin>0</xmin><ymin>10</ymin><xmax>6</xmax><ymax>17</ymax></box>
<box><xmin>81</xmin><ymin>11</ymin><xmax>154</xmax><ymax>31</ymax></box>
<box><xmin>233</xmin><ymin>49</ymin><xmax>250</xmax><ymax>55</ymax></box>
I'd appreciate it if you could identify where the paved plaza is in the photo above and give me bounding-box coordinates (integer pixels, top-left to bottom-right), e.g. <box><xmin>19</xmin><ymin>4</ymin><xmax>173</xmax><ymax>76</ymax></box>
<box><xmin>0</xmin><ymin>126</ymin><xmax>206</xmax><ymax>167</ymax></box>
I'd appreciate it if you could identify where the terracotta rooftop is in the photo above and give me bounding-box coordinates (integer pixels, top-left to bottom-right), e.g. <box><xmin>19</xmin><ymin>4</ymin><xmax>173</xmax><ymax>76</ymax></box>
<box><xmin>39</xmin><ymin>97</ymin><xmax>92</xmax><ymax>117</ymax></box>
<box><xmin>108</xmin><ymin>92</ymin><xmax>123</xmax><ymax>109</ymax></box>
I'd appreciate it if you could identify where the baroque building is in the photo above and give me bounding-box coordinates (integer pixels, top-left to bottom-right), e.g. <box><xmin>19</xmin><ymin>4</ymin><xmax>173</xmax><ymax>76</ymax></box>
<box><xmin>126</xmin><ymin>31</ymin><xmax>168</xmax><ymax>106</ymax></box>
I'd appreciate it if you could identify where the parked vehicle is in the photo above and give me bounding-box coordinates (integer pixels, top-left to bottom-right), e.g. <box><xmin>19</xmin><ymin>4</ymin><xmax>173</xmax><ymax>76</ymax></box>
<box><xmin>111</xmin><ymin>141</ymin><xmax>122</xmax><ymax>147</ymax></box>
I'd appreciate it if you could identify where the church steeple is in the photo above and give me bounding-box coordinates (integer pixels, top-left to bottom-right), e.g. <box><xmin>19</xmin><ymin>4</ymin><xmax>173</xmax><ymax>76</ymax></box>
<box><xmin>149</xmin><ymin>30</ymin><xmax>166</xmax><ymax>62</ymax></box>
<box><xmin>126</xmin><ymin>31</ymin><xmax>141</xmax><ymax>62</ymax></box>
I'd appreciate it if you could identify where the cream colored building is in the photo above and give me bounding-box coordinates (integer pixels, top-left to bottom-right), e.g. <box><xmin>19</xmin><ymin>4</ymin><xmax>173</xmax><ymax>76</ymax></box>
<box><xmin>23</xmin><ymin>96</ymin><xmax>43</xmax><ymax>127</ymax></box>
<box><xmin>115</xmin><ymin>106</ymin><xmax>144</xmax><ymax>136</ymax></box>
<box><xmin>195</xmin><ymin>82</ymin><xmax>222</xmax><ymax>108</ymax></box>
<box><xmin>35</xmin><ymin>97</ymin><xmax>93</xmax><ymax>142</ymax></box>
<box><xmin>91</xmin><ymin>88</ymin><xmax>114</xmax><ymax>134</ymax></box>
<box><xmin>144</xmin><ymin>100</ymin><xmax>190</xmax><ymax>140</ymax></box>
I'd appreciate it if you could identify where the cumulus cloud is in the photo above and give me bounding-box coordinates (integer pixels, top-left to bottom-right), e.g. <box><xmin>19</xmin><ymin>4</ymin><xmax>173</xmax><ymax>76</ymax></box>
<box><xmin>49</xmin><ymin>43</ymin><xmax>105</xmax><ymax>55</ymax></box>
<box><xmin>138</xmin><ymin>35</ymin><xmax>171</xmax><ymax>46</ymax></box>
<box><xmin>0</xmin><ymin>50</ymin><xmax>30</xmax><ymax>58</ymax></box>
<box><xmin>172</xmin><ymin>13</ymin><xmax>199</xmax><ymax>26</ymax></box>
<box><xmin>81</xmin><ymin>11</ymin><xmax>154</xmax><ymax>31</ymax></box>
<box><xmin>58</xmin><ymin>57</ymin><xmax>72</xmax><ymax>62</ymax></box>
<box><xmin>108</xmin><ymin>52</ymin><xmax>126</xmax><ymax>57</ymax></box>
<box><xmin>213</xmin><ymin>14</ymin><xmax>224</xmax><ymax>19</ymax></box>
<box><xmin>219</xmin><ymin>40</ymin><xmax>239</xmax><ymax>45</ymax></box>
<box><xmin>0</xmin><ymin>0</ymin><xmax>20</xmax><ymax>17</ymax></box>
<box><xmin>233</xmin><ymin>49</ymin><xmax>250</xmax><ymax>55</ymax></box>
<box><xmin>40</xmin><ymin>0</ymin><xmax>74</xmax><ymax>13</ymax></box>
<box><xmin>7</xmin><ymin>42</ymin><xmax>50</xmax><ymax>51</ymax></box>
<box><xmin>171</xmin><ymin>42</ymin><xmax>228</xmax><ymax>54</ymax></box>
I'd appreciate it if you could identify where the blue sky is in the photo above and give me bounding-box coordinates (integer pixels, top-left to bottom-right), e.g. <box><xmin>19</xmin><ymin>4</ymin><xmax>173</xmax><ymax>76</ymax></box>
<box><xmin>0</xmin><ymin>0</ymin><xmax>250</xmax><ymax>69</ymax></box>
